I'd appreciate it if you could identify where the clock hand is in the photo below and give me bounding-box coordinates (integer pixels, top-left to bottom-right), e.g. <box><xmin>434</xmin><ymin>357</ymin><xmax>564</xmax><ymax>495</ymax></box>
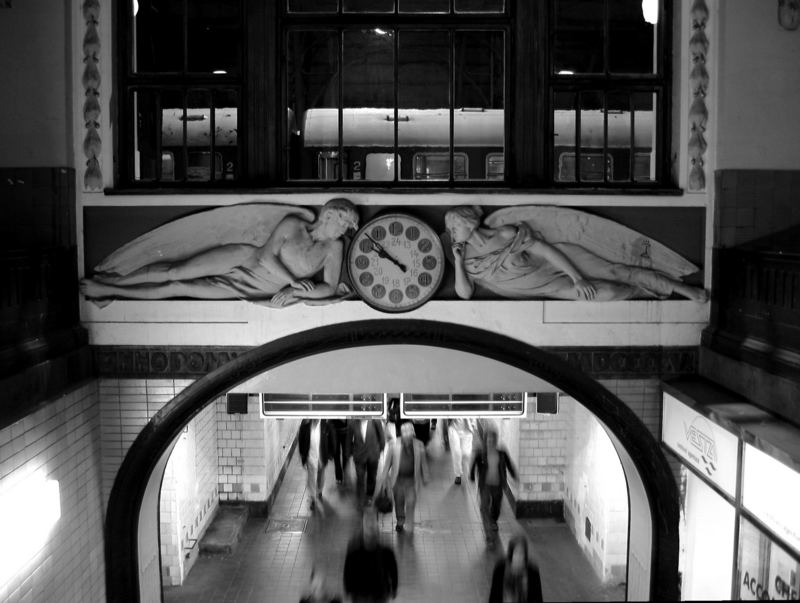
<box><xmin>364</xmin><ymin>233</ymin><xmax>407</xmax><ymax>273</ymax></box>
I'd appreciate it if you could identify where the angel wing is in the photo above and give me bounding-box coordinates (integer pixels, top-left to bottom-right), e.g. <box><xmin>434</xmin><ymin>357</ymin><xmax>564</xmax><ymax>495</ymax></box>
<box><xmin>94</xmin><ymin>202</ymin><xmax>316</xmax><ymax>276</ymax></box>
<box><xmin>484</xmin><ymin>206</ymin><xmax>699</xmax><ymax>278</ymax></box>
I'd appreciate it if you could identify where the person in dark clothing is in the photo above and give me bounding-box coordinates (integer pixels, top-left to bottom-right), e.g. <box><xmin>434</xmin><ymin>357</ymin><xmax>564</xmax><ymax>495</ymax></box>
<box><xmin>299</xmin><ymin>566</ymin><xmax>342</xmax><ymax>603</ymax></box>
<box><xmin>330</xmin><ymin>418</ymin><xmax>349</xmax><ymax>485</ymax></box>
<box><xmin>345</xmin><ymin>418</ymin><xmax>385</xmax><ymax>507</ymax></box>
<box><xmin>488</xmin><ymin>534</ymin><xmax>543</xmax><ymax>603</ymax></box>
<box><xmin>343</xmin><ymin>511</ymin><xmax>398</xmax><ymax>603</ymax></box>
<box><xmin>387</xmin><ymin>397</ymin><xmax>403</xmax><ymax>438</ymax></box>
<box><xmin>298</xmin><ymin>419</ymin><xmax>337</xmax><ymax>510</ymax></box>
<box><xmin>469</xmin><ymin>424</ymin><xmax>518</xmax><ymax>547</ymax></box>
<box><xmin>411</xmin><ymin>418</ymin><xmax>431</xmax><ymax>446</ymax></box>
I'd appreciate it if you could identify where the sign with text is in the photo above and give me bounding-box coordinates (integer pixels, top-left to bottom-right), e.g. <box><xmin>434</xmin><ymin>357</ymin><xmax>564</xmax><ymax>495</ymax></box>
<box><xmin>401</xmin><ymin>393</ymin><xmax>526</xmax><ymax>417</ymax></box>
<box><xmin>742</xmin><ymin>443</ymin><xmax>800</xmax><ymax>555</ymax></box>
<box><xmin>738</xmin><ymin>517</ymin><xmax>800</xmax><ymax>600</ymax></box>
<box><xmin>662</xmin><ymin>392</ymin><xmax>739</xmax><ymax>496</ymax></box>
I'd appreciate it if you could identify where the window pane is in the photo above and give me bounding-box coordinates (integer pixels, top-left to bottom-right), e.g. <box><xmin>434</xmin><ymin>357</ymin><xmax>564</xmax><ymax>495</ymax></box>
<box><xmin>578</xmin><ymin>91</ymin><xmax>608</xmax><ymax>182</ymax></box>
<box><xmin>183</xmin><ymin>90</ymin><xmax>215</xmax><ymax>182</ymax></box>
<box><xmin>633</xmin><ymin>92</ymin><xmax>656</xmax><ymax>182</ymax></box>
<box><xmin>553</xmin><ymin>91</ymin><xmax>577</xmax><ymax>182</ymax></box>
<box><xmin>288</xmin><ymin>0</ymin><xmax>338</xmax><ymax>12</ymax></box>
<box><xmin>134</xmin><ymin>0</ymin><xmax>183</xmax><ymax>72</ymax></box>
<box><xmin>213</xmin><ymin>90</ymin><xmax>240</xmax><ymax>181</ymax></box>
<box><xmin>607</xmin><ymin>92</ymin><xmax>631</xmax><ymax>182</ymax></box>
<box><xmin>455</xmin><ymin>31</ymin><xmax>504</xmax><ymax>181</ymax></box>
<box><xmin>133</xmin><ymin>90</ymin><xmax>162</xmax><ymax>181</ymax></box>
<box><xmin>343</xmin><ymin>0</ymin><xmax>394</xmax><ymax>12</ymax></box>
<box><xmin>455</xmin><ymin>0</ymin><xmax>504</xmax><ymax>12</ymax></box>
<box><xmin>187</xmin><ymin>0</ymin><xmax>242</xmax><ymax>75</ymax></box>
<box><xmin>399</xmin><ymin>0</ymin><xmax>449</xmax><ymax>13</ymax></box>
<box><xmin>399</xmin><ymin>31</ymin><xmax>449</xmax><ymax>181</ymax></box>
<box><xmin>609</xmin><ymin>0</ymin><xmax>657</xmax><ymax>74</ymax></box>
<box><xmin>287</xmin><ymin>31</ymin><xmax>339</xmax><ymax>180</ymax></box>
<box><xmin>553</xmin><ymin>0</ymin><xmax>603</xmax><ymax>74</ymax></box>
<box><xmin>343</xmin><ymin>29</ymin><xmax>395</xmax><ymax>180</ymax></box>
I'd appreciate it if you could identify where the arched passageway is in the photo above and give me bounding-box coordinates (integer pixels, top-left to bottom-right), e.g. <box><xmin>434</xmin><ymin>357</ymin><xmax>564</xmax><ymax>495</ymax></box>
<box><xmin>104</xmin><ymin>319</ymin><xmax>679</xmax><ymax>602</ymax></box>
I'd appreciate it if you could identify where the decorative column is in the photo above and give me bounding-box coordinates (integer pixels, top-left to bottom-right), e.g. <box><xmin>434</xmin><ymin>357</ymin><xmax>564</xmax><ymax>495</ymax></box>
<box><xmin>82</xmin><ymin>0</ymin><xmax>102</xmax><ymax>191</ymax></box>
<box><xmin>688</xmin><ymin>0</ymin><xmax>709</xmax><ymax>191</ymax></box>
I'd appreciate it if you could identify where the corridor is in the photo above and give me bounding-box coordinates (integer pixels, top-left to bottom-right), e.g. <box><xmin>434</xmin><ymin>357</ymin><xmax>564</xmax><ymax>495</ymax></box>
<box><xmin>164</xmin><ymin>429</ymin><xmax>626</xmax><ymax>603</ymax></box>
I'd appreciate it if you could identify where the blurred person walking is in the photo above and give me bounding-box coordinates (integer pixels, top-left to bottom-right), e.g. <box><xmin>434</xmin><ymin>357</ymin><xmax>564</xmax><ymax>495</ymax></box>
<box><xmin>447</xmin><ymin>418</ymin><xmax>476</xmax><ymax>485</ymax></box>
<box><xmin>488</xmin><ymin>534</ymin><xmax>544</xmax><ymax>603</ymax></box>
<box><xmin>330</xmin><ymin>418</ymin><xmax>349</xmax><ymax>485</ymax></box>
<box><xmin>345</xmin><ymin>418</ymin><xmax>385</xmax><ymax>507</ymax></box>
<box><xmin>470</xmin><ymin>424</ymin><xmax>517</xmax><ymax>547</ymax></box>
<box><xmin>299</xmin><ymin>418</ymin><xmax>336</xmax><ymax>511</ymax></box>
<box><xmin>379</xmin><ymin>421</ymin><xmax>429</xmax><ymax>533</ymax></box>
<box><xmin>343</xmin><ymin>511</ymin><xmax>398</xmax><ymax>603</ymax></box>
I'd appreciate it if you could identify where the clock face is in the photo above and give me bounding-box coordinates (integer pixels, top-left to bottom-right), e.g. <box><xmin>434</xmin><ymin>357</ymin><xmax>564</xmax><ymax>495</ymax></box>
<box><xmin>347</xmin><ymin>213</ymin><xmax>445</xmax><ymax>313</ymax></box>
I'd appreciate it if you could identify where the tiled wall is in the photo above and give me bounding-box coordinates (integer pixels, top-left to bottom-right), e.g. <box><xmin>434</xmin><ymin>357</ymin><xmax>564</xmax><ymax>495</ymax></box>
<box><xmin>159</xmin><ymin>402</ymin><xmax>218</xmax><ymax>586</ymax></box>
<box><xmin>563</xmin><ymin>400</ymin><xmax>628</xmax><ymax>583</ymax></box>
<box><xmin>715</xmin><ymin>169</ymin><xmax>800</xmax><ymax>247</ymax></box>
<box><xmin>513</xmin><ymin>378</ymin><xmax>663</xmax><ymax>508</ymax></box>
<box><xmin>216</xmin><ymin>396</ymin><xmax>299</xmax><ymax>504</ymax></box>
<box><xmin>99</xmin><ymin>378</ymin><xmax>194</xmax><ymax>506</ymax></box>
<box><xmin>0</xmin><ymin>380</ymin><xmax>105</xmax><ymax>603</ymax></box>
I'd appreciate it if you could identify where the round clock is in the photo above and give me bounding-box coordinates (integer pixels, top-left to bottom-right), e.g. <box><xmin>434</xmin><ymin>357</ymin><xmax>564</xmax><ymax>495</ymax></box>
<box><xmin>347</xmin><ymin>212</ymin><xmax>445</xmax><ymax>313</ymax></box>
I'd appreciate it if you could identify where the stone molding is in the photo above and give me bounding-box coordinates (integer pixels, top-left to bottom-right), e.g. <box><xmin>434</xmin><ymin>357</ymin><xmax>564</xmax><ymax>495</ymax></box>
<box><xmin>93</xmin><ymin>345</ymin><xmax>697</xmax><ymax>379</ymax></box>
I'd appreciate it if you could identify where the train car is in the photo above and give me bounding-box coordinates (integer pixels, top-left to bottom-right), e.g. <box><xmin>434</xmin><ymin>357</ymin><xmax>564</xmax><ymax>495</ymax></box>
<box><xmin>153</xmin><ymin>106</ymin><xmax>655</xmax><ymax>183</ymax></box>
<box><xmin>296</xmin><ymin>107</ymin><xmax>655</xmax><ymax>183</ymax></box>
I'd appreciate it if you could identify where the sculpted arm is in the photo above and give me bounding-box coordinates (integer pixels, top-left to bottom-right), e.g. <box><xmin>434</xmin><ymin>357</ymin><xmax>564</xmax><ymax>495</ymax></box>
<box><xmin>452</xmin><ymin>242</ymin><xmax>475</xmax><ymax>300</ymax></box>
<box><xmin>528</xmin><ymin>238</ymin><xmax>598</xmax><ymax>300</ymax></box>
<box><xmin>292</xmin><ymin>239</ymin><xmax>343</xmax><ymax>300</ymax></box>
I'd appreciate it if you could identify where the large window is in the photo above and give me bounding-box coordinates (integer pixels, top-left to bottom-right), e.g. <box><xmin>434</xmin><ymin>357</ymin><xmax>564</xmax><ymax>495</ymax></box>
<box><xmin>117</xmin><ymin>0</ymin><xmax>669</xmax><ymax>189</ymax></box>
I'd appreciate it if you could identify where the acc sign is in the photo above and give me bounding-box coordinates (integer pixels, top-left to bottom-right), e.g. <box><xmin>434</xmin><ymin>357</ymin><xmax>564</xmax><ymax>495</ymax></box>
<box><xmin>662</xmin><ymin>392</ymin><xmax>739</xmax><ymax>496</ymax></box>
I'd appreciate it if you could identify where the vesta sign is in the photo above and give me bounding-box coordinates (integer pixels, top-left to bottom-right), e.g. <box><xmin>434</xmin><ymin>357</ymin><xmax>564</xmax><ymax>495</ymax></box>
<box><xmin>685</xmin><ymin>417</ymin><xmax>718</xmax><ymax>477</ymax></box>
<box><xmin>662</xmin><ymin>393</ymin><xmax>738</xmax><ymax>496</ymax></box>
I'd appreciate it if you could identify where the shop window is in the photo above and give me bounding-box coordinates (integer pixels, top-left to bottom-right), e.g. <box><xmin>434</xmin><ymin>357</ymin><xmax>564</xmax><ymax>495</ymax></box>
<box><xmin>116</xmin><ymin>0</ymin><xmax>669</xmax><ymax>189</ymax></box>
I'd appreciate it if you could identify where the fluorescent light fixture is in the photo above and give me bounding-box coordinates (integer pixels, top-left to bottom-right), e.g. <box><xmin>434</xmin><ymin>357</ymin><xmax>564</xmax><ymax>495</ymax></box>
<box><xmin>0</xmin><ymin>471</ymin><xmax>61</xmax><ymax>589</ymax></box>
<box><xmin>642</xmin><ymin>0</ymin><xmax>658</xmax><ymax>24</ymax></box>
<box><xmin>213</xmin><ymin>70</ymin><xmax>227</xmax><ymax>75</ymax></box>
<box><xmin>133</xmin><ymin>0</ymin><xmax>139</xmax><ymax>16</ymax></box>
<box><xmin>557</xmin><ymin>70</ymin><xmax>574</xmax><ymax>75</ymax></box>
<box><xmin>373</xmin><ymin>28</ymin><xmax>388</xmax><ymax>35</ymax></box>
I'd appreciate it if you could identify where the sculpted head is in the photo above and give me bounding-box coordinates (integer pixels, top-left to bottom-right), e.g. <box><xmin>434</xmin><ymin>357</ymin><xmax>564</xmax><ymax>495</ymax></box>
<box><xmin>320</xmin><ymin>198</ymin><xmax>359</xmax><ymax>238</ymax></box>
<box><xmin>445</xmin><ymin>205</ymin><xmax>483</xmax><ymax>243</ymax></box>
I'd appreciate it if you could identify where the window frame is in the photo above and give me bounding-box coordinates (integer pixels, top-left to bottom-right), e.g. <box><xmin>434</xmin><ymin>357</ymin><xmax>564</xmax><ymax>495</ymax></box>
<box><xmin>113</xmin><ymin>0</ymin><xmax>673</xmax><ymax>191</ymax></box>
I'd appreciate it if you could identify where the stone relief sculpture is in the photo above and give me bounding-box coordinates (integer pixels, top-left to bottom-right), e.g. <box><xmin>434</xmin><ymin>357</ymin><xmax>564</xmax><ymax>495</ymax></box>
<box><xmin>688</xmin><ymin>0</ymin><xmax>709</xmax><ymax>192</ymax></box>
<box><xmin>443</xmin><ymin>205</ymin><xmax>708</xmax><ymax>302</ymax></box>
<box><xmin>80</xmin><ymin>199</ymin><xmax>359</xmax><ymax>307</ymax></box>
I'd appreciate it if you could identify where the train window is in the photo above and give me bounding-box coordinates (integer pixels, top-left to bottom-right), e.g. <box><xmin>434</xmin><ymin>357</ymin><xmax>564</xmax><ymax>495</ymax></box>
<box><xmin>366</xmin><ymin>153</ymin><xmax>399</xmax><ymax>181</ymax></box>
<box><xmin>557</xmin><ymin>153</ymin><xmax>613</xmax><ymax>183</ymax></box>
<box><xmin>485</xmin><ymin>153</ymin><xmax>504</xmax><ymax>180</ymax></box>
<box><xmin>412</xmin><ymin>153</ymin><xmax>468</xmax><ymax>181</ymax></box>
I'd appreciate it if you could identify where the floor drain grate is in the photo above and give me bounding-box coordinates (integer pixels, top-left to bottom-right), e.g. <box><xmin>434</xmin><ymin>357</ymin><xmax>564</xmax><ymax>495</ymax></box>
<box><xmin>265</xmin><ymin>518</ymin><xmax>307</xmax><ymax>533</ymax></box>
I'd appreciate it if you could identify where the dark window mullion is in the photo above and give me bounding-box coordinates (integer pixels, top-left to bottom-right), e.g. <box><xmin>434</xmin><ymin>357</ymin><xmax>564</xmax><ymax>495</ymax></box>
<box><xmin>338</xmin><ymin>28</ymin><xmax>344</xmax><ymax>183</ymax></box>
<box><xmin>602</xmin><ymin>91</ymin><xmax>608</xmax><ymax>184</ymax></box>
<box><xmin>575</xmin><ymin>91</ymin><xmax>582</xmax><ymax>182</ymax></box>
<box><xmin>628</xmin><ymin>93</ymin><xmax>635</xmax><ymax>183</ymax></box>
<box><xmin>394</xmin><ymin>27</ymin><xmax>399</xmax><ymax>182</ymax></box>
<box><xmin>181</xmin><ymin>91</ymin><xmax>188</xmax><ymax>183</ymax></box>
<box><xmin>449</xmin><ymin>29</ymin><xmax>455</xmax><ymax>184</ymax></box>
<box><xmin>210</xmin><ymin>91</ymin><xmax>217</xmax><ymax>182</ymax></box>
<box><xmin>155</xmin><ymin>92</ymin><xmax>163</xmax><ymax>182</ymax></box>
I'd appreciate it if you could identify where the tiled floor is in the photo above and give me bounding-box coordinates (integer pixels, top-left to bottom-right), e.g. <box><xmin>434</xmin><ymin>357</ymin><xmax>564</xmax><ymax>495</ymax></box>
<box><xmin>164</xmin><ymin>433</ymin><xmax>625</xmax><ymax>603</ymax></box>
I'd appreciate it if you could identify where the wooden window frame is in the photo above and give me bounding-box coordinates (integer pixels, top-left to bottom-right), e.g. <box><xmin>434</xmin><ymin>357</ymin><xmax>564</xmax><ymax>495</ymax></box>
<box><xmin>113</xmin><ymin>0</ymin><xmax>672</xmax><ymax>191</ymax></box>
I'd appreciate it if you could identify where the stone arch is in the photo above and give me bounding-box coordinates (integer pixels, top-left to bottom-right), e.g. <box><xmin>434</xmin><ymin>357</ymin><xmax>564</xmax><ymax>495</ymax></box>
<box><xmin>104</xmin><ymin>319</ymin><xmax>679</xmax><ymax>602</ymax></box>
